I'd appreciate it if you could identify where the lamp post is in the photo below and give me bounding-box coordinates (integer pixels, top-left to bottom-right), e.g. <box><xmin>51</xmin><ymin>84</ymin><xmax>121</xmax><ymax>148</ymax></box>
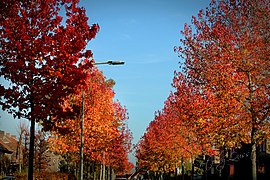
<box><xmin>79</xmin><ymin>60</ymin><xmax>125</xmax><ymax>180</ymax></box>
<box><xmin>94</xmin><ymin>60</ymin><xmax>125</xmax><ymax>65</ymax></box>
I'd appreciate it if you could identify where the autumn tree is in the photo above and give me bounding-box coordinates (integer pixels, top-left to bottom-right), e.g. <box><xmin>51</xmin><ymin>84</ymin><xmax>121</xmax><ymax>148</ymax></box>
<box><xmin>175</xmin><ymin>0</ymin><xmax>270</xmax><ymax>179</ymax></box>
<box><xmin>34</xmin><ymin>130</ymin><xmax>50</xmax><ymax>172</ymax></box>
<box><xmin>136</xmin><ymin>74</ymin><xmax>215</xmax><ymax>178</ymax></box>
<box><xmin>49</xmin><ymin>68</ymin><xmax>133</xmax><ymax>178</ymax></box>
<box><xmin>0</xmin><ymin>0</ymin><xmax>99</xmax><ymax>179</ymax></box>
<box><xmin>106</xmin><ymin>124</ymin><xmax>134</xmax><ymax>174</ymax></box>
<box><xmin>17</xmin><ymin>124</ymin><xmax>50</xmax><ymax>173</ymax></box>
<box><xmin>16</xmin><ymin>121</ymin><xmax>29</xmax><ymax>173</ymax></box>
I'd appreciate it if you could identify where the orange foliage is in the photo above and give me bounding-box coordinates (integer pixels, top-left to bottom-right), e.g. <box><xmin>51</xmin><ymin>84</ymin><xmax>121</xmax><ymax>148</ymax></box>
<box><xmin>48</xmin><ymin>68</ymin><xmax>133</xmax><ymax>173</ymax></box>
<box><xmin>137</xmin><ymin>1</ymin><xmax>269</xmax><ymax>178</ymax></box>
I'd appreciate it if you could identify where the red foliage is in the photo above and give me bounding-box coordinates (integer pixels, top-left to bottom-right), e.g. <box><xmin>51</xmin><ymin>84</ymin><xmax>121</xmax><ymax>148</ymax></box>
<box><xmin>0</xmin><ymin>0</ymin><xmax>99</xmax><ymax>129</ymax></box>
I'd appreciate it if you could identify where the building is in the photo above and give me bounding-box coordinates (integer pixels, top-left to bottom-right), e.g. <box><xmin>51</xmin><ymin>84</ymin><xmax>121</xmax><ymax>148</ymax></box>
<box><xmin>0</xmin><ymin>130</ymin><xmax>22</xmax><ymax>175</ymax></box>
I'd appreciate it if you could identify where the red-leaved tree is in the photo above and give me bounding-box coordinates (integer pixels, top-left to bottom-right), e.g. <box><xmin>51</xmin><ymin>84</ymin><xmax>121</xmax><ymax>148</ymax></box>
<box><xmin>0</xmin><ymin>0</ymin><xmax>99</xmax><ymax>179</ymax></box>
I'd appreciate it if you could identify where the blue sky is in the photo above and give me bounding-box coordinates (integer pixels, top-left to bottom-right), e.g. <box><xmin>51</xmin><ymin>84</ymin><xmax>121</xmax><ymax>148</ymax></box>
<box><xmin>83</xmin><ymin>0</ymin><xmax>211</xmax><ymax>144</ymax></box>
<box><xmin>0</xmin><ymin>0</ymin><xmax>211</xmax><ymax>159</ymax></box>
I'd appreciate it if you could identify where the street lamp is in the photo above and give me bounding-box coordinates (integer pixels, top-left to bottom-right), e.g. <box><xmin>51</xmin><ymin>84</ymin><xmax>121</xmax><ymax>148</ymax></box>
<box><xmin>94</xmin><ymin>60</ymin><xmax>125</xmax><ymax>65</ymax></box>
<box><xmin>79</xmin><ymin>60</ymin><xmax>124</xmax><ymax>180</ymax></box>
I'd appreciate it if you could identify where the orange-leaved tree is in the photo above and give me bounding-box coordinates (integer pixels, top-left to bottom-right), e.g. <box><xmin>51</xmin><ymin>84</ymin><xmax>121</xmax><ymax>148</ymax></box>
<box><xmin>49</xmin><ymin>68</ymin><xmax>133</xmax><ymax>176</ymax></box>
<box><xmin>175</xmin><ymin>0</ymin><xmax>270</xmax><ymax>179</ymax></box>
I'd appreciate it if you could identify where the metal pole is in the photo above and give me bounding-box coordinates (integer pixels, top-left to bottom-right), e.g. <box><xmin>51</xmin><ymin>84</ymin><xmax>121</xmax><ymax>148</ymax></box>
<box><xmin>79</xmin><ymin>90</ymin><xmax>85</xmax><ymax>180</ymax></box>
<box><xmin>28</xmin><ymin>96</ymin><xmax>35</xmax><ymax>180</ymax></box>
<box><xmin>79</xmin><ymin>60</ymin><xmax>124</xmax><ymax>180</ymax></box>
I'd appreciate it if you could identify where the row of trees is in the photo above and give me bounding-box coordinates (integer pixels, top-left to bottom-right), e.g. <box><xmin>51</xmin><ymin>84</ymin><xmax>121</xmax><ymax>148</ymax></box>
<box><xmin>48</xmin><ymin>68</ymin><xmax>134</xmax><ymax>179</ymax></box>
<box><xmin>0</xmin><ymin>0</ymin><xmax>133</xmax><ymax>179</ymax></box>
<box><xmin>136</xmin><ymin>0</ymin><xmax>269</xmax><ymax>180</ymax></box>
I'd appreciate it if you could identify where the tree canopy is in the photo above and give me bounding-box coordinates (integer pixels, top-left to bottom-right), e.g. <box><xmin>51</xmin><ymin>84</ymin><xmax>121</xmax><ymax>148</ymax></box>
<box><xmin>136</xmin><ymin>1</ymin><xmax>269</xmax><ymax>179</ymax></box>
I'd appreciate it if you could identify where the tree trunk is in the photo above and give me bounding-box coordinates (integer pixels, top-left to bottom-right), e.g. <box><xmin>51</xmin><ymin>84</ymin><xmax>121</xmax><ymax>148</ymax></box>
<box><xmin>248</xmin><ymin>67</ymin><xmax>257</xmax><ymax>180</ymax></box>
<box><xmin>191</xmin><ymin>158</ymin><xmax>194</xmax><ymax>180</ymax></box>
<box><xmin>99</xmin><ymin>164</ymin><xmax>102</xmax><ymax>180</ymax></box>
<box><xmin>109</xmin><ymin>166</ymin><xmax>112</xmax><ymax>180</ymax></box>
<box><xmin>251</xmin><ymin>135</ymin><xmax>257</xmax><ymax>180</ymax></box>
<box><xmin>102</xmin><ymin>163</ymin><xmax>106</xmax><ymax>180</ymax></box>
<box><xmin>175</xmin><ymin>167</ymin><xmax>177</xmax><ymax>180</ymax></box>
<box><xmin>93</xmin><ymin>162</ymin><xmax>97</xmax><ymax>180</ymax></box>
<box><xmin>182</xmin><ymin>163</ymin><xmax>185</xmax><ymax>180</ymax></box>
<box><xmin>28</xmin><ymin>100</ymin><xmax>35</xmax><ymax>180</ymax></box>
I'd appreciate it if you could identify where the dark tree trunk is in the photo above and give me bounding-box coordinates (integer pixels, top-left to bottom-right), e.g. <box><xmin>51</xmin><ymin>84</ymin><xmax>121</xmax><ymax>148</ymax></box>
<box><xmin>28</xmin><ymin>100</ymin><xmax>35</xmax><ymax>180</ymax></box>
